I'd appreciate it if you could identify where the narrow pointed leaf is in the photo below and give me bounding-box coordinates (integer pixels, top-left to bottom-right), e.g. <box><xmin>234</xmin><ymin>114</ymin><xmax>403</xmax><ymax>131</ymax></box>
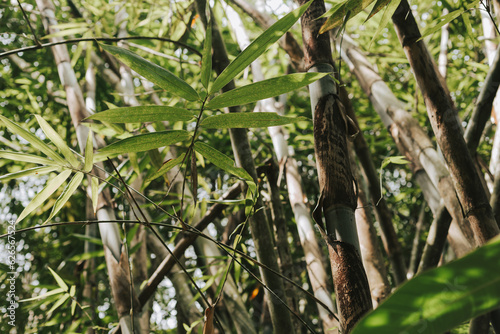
<box><xmin>84</xmin><ymin>130</ymin><xmax>94</xmax><ymax>173</ymax></box>
<box><xmin>45</xmin><ymin>172</ymin><xmax>84</xmax><ymax>224</ymax></box>
<box><xmin>352</xmin><ymin>235</ymin><xmax>500</xmax><ymax>334</ymax></box>
<box><xmin>91</xmin><ymin>177</ymin><xmax>99</xmax><ymax>214</ymax></box>
<box><xmin>206</xmin><ymin>72</ymin><xmax>328</xmax><ymax>109</ymax></box>
<box><xmin>20</xmin><ymin>287</ymin><xmax>65</xmax><ymax>302</ymax></box>
<box><xmin>146</xmin><ymin>153</ymin><xmax>186</xmax><ymax>182</ymax></box>
<box><xmin>16</xmin><ymin>169</ymin><xmax>72</xmax><ymax>224</ymax></box>
<box><xmin>48</xmin><ymin>266</ymin><xmax>69</xmax><ymax>291</ymax></box>
<box><xmin>0</xmin><ymin>151</ymin><xmax>61</xmax><ymax>166</ymax></box>
<box><xmin>209</xmin><ymin>0</ymin><xmax>313</xmax><ymax>95</ymax></box>
<box><xmin>319</xmin><ymin>0</ymin><xmax>375</xmax><ymax>33</ymax></box>
<box><xmin>419</xmin><ymin>9</ymin><xmax>463</xmax><ymax>40</ymax></box>
<box><xmin>368</xmin><ymin>0</ymin><xmax>402</xmax><ymax>49</ymax></box>
<box><xmin>47</xmin><ymin>293</ymin><xmax>70</xmax><ymax>315</ymax></box>
<box><xmin>201</xmin><ymin>112</ymin><xmax>309</xmax><ymax>129</ymax></box>
<box><xmin>194</xmin><ymin>142</ymin><xmax>253</xmax><ymax>182</ymax></box>
<box><xmin>0</xmin><ymin>115</ymin><xmax>67</xmax><ymax>165</ymax></box>
<box><xmin>0</xmin><ymin>166</ymin><xmax>59</xmax><ymax>182</ymax></box>
<box><xmin>100</xmin><ymin>44</ymin><xmax>199</xmax><ymax>101</ymax></box>
<box><xmin>98</xmin><ymin>130</ymin><xmax>191</xmax><ymax>155</ymax></box>
<box><xmin>201</xmin><ymin>19</ymin><xmax>213</xmax><ymax>89</ymax></box>
<box><xmin>365</xmin><ymin>0</ymin><xmax>391</xmax><ymax>21</ymax></box>
<box><xmin>35</xmin><ymin>116</ymin><xmax>81</xmax><ymax>168</ymax></box>
<box><xmin>85</xmin><ymin>105</ymin><xmax>197</xmax><ymax>123</ymax></box>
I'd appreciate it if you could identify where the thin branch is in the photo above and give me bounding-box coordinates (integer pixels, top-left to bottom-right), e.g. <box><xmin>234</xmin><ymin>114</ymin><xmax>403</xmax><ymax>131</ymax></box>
<box><xmin>16</xmin><ymin>0</ymin><xmax>41</xmax><ymax>46</ymax></box>
<box><xmin>0</xmin><ymin>36</ymin><xmax>201</xmax><ymax>59</ymax></box>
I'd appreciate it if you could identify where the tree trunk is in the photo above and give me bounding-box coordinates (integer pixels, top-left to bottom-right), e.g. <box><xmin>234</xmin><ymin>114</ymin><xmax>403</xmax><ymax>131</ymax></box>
<box><xmin>392</xmin><ymin>0</ymin><xmax>499</xmax><ymax>245</ymax></box>
<box><xmin>299</xmin><ymin>0</ymin><xmax>372</xmax><ymax>332</ymax></box>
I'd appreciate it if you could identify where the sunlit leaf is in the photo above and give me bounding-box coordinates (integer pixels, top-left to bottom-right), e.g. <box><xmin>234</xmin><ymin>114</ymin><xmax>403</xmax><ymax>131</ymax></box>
<box><xmin>0</xmin><ymin>151</ymin><xmax>61</xmax><ymax>166</ymax></box>
<box><xmin>368</xmin><ymin>0</ymin><xmax>402</xmax><ymax>49</ymax></box>
<box><xmin>35</xmin><ymin>115</ymin><xmax>80</xmax><ymax>168</ymax></box>
<box><xmin>84</xmin><ymin>130</ymin><xmax>94</xmax><ymax>173</ymax></box>
<box><xmin>201</xmin><ymin>112</ymin><xmax>309</xmax><ymax>129</ymax></box>
<box><xmin>209</xmin><ymin>0</ymin><xmax>313</xmax><ymax>95</ymax></box>
<box><xmin>98</xmin><ymin>130</ymin><xmax>191</xmax><ymax>155</ymax></box>
<box><xmin>365</xmin><ymin>0</ymin><xmax>391</xmax><ymax>21</ymax></box>
<box><xmin>47</xmin><ymin>293</ymin><xmax>70</xmax><ymax>315</ymax></box>
<box><xmin>0</xmin><ymin>166</ymin><xmax>59</xmax><ymax>182</ymax></box>
<box><xmin>100</xmin><ymin>44</ymin><xmax>200</xmax><ymax>101</ymax></box>
<box><xmin>194</xmin><ymin>142</ymin><xmax>253</xmax><ymax>182</ymax></box>
<box><xmin>419</xmin><ymin>9</ymin><xmax>463</xmax><ymax>40</ymax></box>
<box><xmin>0</xmin><ymin>115</ymin><xmax>67</xmax><ymax>165</ymax></box>
<box><xmin>319</xmin><ymin>0</ymin><xmax>374</xmax><ymax>33</ymax></box>
<box><xmin>91</xmin><ymin>177</ymin><xmax>99</xmax><ymax>214</ymax></box>
<box><xmin>146</xmin><ymin>153</ymin><xmax>186</xmax><ymax>182</ymax></box>
<box><xmin>352</xmin><ymin>235</ymin><xmax>500</xmax><ymax>333</ymax></box>
<box><xmin>20</xmin><ymin>287</ymin><xmax>65</xmax><ymax>302</ymax></box>
<box><xmin>42</xmin><ymin>27</ymin><xmax>89</xmax><ymax>39</ymax></box>
<box><xmin>45</xmin><ymin>172</ymin><xmax>84</xmax><ymax>224</ymax></box>
<box><xmin>17</xmin><ymin>170</ymin><xmax>72</xmax><ymax>224</ymax></box>
<box><xmin>201</xmin><ymin>18</ymin><xmax>213</xmax><ymax>90</ymax></box>
<box><xmin>85</xmin><ymin>105</ymin><xmax>197</xmax><ymax>123</ymax></box>
<box><xmin>48</xmin><ymin>266</ymin><xmax>69</xmax><ymax>291</ymax></box>
<box><xmin>206</xmin><ymin>73</ymin><xmax>328</xmax><ymax>109</ymax></box>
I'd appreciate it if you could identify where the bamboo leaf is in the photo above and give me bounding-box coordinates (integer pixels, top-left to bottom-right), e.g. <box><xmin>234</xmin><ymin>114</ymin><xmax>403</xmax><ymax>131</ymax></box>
<box><xmin>365</xmin><ymin>0</ymin><xmax>391</xmax><ymax>21</ymax></box>
<box><xmin>85</xmin><ymin>105</ymin><xmax>197</xmax><ymax>123</ymax></box>
<box><xmin>206</xmin><ymin>73</ymin><xmax>328</xmax><ymax>109</ymax></box>
<box><xmin>201</xmin><ymin>18</ymin><xmax>213</xmax><ymax>90</ymax></box>
<box><xmin>319</xmin><ymin>0</ymin><xmax>375</xmax><ymax>33</ymax></box>
<box><xmin>209</xmin><ymin>1</ymin><xmax>313</xmax><ymax>95</ymax></box>
<box><xmin>146</xmin><ymin>153</ymin><xmax>186</xmax><ymax>182</ymax></box>
<box><xmin>17</xmin><ymin>170</ymin><xmax>72</xmax><ymax>224</ymax></box>
<box><xmin>201</xmin><ymin>112</ymin><xmax>309</xmax><ymax>129</ymax></box>
<box><xmin>42</xmin><ymin>27</ymin><xmax>89</xmax><ymax>39</ymax></box>
<box><xmin>48</xmin><ymin>266</ymin><xmax>69</xmax><ymax>291</ymax></box>
<box><xmin>352</xmin><ymin>235</ymin><xmax>500</xmax><ymax>333</ymax></box>
<box><xmin>20</xmin><ymin>287</ymin><xmax>65</xmax><ymax>302</ymax></box>
<box><xmin>84</xmin><ymin>130</ymin><xmax>94</xmax><ymax>173</ymax></box>
<box><xmin>47</xmin><ymin>293</ymin><xmax>70</xmax><ymax>315</ymax></box>
<box><xmin>35</xmin><ymin>115</ymin><xmax>81</xmax><ymax>168</ymax></box>
<box><xmin>91</xmin><ymin>177</ymin><xmax>99</xmax><ymax>214</ymax></box>
<box><xmin>98</xmin><ymin>130</ymin><xmax>191</xmax><ymax>155</ymax></box>
<box><xmin>100</xmin><ymin>44</ymin><xmax>200</xmax><ymax>101</ymax></box>
<box><xmin>0</xmin><ymin>115</ymin><xmax>67</xmax><ymax>165</ymax></box>
<box><xmin>194</xmin><ymin>142</ymin><xmax>253</xmax><ymax>183</ymax></box>
<box><xmin>419</xmin><ymin>9</ymin><xmax>464</xmax><ymax>41</ymax></box>
<box><xmin>45</xmin><ymin>172</ymin><xmax>84</xmax><ymax>224</ymax></box>
<box><xmin>0</xmin><ymin>166</ymin><xmax>59</xmax><ymax>182</ymax></box>
<box><xmin>368</xmin><ymin>0</ymin><xmax>402</xmax><ymax>49</ymax></box>
<box><xmin>0</xmin><ymin>151</ymin><xmax>62</xmax><ymax>166</ymax></box>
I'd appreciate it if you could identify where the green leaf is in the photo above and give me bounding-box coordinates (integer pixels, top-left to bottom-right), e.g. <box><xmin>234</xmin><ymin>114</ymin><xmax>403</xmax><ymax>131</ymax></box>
<box><xmin>45</xmin><ymin>172</ymin><xmax>84</xmax><ymax>224</ymax></box>
<box><xmin>85</xmin><ymin>105</ymin><xmax>197</xmax><ymax>123</ymax></box>
<box><xmin>206</xmin><ymin>73</ymin><xmax>328</xmax><ymax>109</ymax></box>
<box><xmin>98</xmin><ymin>130</ymin><xmax>191</xmax><ymax>155</ymax></box>
<box><xmin>352</xmin><ymin>235</ymin><xmax>500</xmax><ymax>333</ymax></box>
<box><xmin>419</xmin><ymin>9</ymin><xmax>463</xmax><ymax>40</ymax></box>
<box><xmin>90</xmin><ymin>177</ymin><xmax>99</xmax><ymax>214</ymax></box>
<box><xmin>319</xmin><ymin>0</ymin><xmax>375</xmax><ymax>33</ymax></box>
<box><xmin>194</xmin><ymin>142</ymin><xmax>253</xmax><ymax>183</ymax></box>
<box><xmin>35</xmin><ymin>115</ymin><xmax>81</xmax><ymax>168</ymax></box>
<box><xmin>368</xmin><ymin>0</ymin><xmax>402</xmax><ymax>49</ymax></box>
<box><xmin>0</xmin><ymin>115</ymin><xmax>67</xmax><ymax>165</ymax></box>
<box><xmin>201</xmin><ymin>112</ymin><xmax>309</xmax><ymax>129</ymax></box>
<box><xmin>201</xmin><ymin>18</ymin><xmax>213</xmax><ymax>90</ymax></box>
<box><xmin>146</xmin><ymin>153</ymin><xmax>186</xmax><ymax>182</ymax></box>
<box><xmin>48</xmin><ymin>267</ymin><xmax>69</xmax><ymax>291</ymax></box>
<box><xmin>380</xmin><ymin>155</ymin><xmax>409</xmax><ymax>169</ymax></box>
<box><xmin>365</xmin><ymin>0</ymin><xmax>391</xmax><ymax>21</ymax></box>
<box><xmin>69</xmin><ymin>285</ymin><xmax>76</xmax><ymax>297</ymax></box>
<box><xmin>17</xmin><ymin>170</ymin><xmax>72</xmax><ymax>224</ymax></box>
<box><xmin>209</xmin><ymin>0</ymin><xmax>313</xmax><ymax>95</ymax></box>
<box><xmin>100</xmin><ymin>44</ymin><xmax>200</xmax><ymax>101</ymax></box>
<box><xmin>84</xmin><ymin>130</ymin><xmax>94</xmax><ymax>173</ymax></box>
<box><xmin>0</xmin><ymin>151</ymin><xmax>61</xmax><ymax>166</ymax></box>
<box><xmin>47</xmin><ymin>293</ymin><xmax>70</xmax><ymax>315</ymax></box>
<box><xmin>0</xmin><ymin>166</ymin><xmax>59</xmax><ymax>182</ymax></box>
<box><xmin>20</xmin><ymin>287</ymin><xmax>65</xmax><ymax>302</ymax></box>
